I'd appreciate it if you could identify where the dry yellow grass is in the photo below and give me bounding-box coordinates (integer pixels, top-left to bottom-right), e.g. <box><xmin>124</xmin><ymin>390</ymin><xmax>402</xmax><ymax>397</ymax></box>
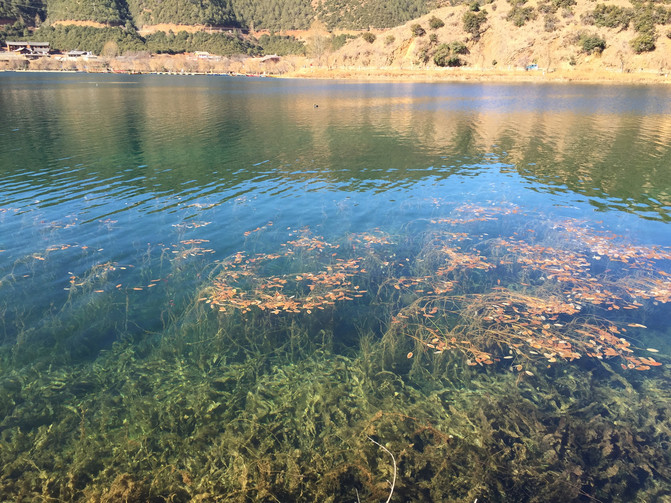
<box><xmin>285</xmin><ymin>0</ymin><xmax>671</xmax><ymax>84</ymax></box>
<box><xmin>282</xmin><ymin>65</ymin><xmax>671</xmax><ymax>84</ymax></box>
<box><xmin>51</xmin><ymin>20</ymin><xmax>111</xmax><ymax>28</ymax></box>
<box><xmin>137</xmin><ymin>24</ymin><xmax>222</xmax><ymax>35</ymax></box>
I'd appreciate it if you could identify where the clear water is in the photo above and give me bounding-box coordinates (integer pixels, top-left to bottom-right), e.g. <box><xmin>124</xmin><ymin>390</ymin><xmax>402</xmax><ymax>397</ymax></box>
<box><xmin>1</xmin><ymin>73</ymin><xmax>670</xmax><ymax>502</ymax></box>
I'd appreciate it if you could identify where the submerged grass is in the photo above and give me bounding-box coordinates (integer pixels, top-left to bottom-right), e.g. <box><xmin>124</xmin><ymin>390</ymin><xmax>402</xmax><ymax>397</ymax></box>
<box><xmin>1</xmin><ymin>204</ymin><xmax>671</xmax><ymax>501</ymax></box>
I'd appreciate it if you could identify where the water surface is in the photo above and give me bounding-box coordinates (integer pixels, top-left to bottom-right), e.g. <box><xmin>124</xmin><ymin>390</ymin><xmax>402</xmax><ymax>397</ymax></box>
<box><xmin>1</xmin><ymin>73</ymin><xmax>670</xmax><ymax>502</ymax></box>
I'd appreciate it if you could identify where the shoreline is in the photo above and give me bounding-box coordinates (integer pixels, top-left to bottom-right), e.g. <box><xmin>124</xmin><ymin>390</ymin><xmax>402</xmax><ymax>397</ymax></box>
<box><xmin>2</xmin><ymin>63</ymin><xmax>670</xmax><ymax>85</ymax></box>
<box><xmin>280</xmin><ymin>66</ymin><xmax>671</xmax><ymax>85</ymax></box>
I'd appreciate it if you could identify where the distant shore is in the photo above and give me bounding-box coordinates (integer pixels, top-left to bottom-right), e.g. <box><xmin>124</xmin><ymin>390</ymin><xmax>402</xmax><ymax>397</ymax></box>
<box><xmin>282</xmin><ymin>65</ymin><xmax>671</xmax><ymax>85</ymax></box>
<box><xmin>2</xmin><ymin>54</ymin><xmax>670</xmax><ymax>85</ymax></box>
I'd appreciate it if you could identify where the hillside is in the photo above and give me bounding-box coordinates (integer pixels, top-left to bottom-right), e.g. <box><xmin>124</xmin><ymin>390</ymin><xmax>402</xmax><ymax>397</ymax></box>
<box><xmin>0</xmin><ymin>0</ymin><xmax>436</xmax><ymax>31</ymax></box>
<box><xmin>318</xmin><ymin>0</ymin><xmax>671</xmax><ymax>77</ymax></box>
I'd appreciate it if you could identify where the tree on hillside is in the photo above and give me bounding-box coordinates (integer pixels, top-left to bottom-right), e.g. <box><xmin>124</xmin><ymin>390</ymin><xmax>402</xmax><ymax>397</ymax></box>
<box><xmin>433</xmin><ymin>41</ymin><xmax>466</xmax><ymax>66</ymax></box>
<box><xmin>46</xmin><ymin>0</ymin><xmax>125</xmax><ymax>24</ymax></box>
<box><xmin>317</xmin><ymin>0</ymin><xmax>431</xmax><ymax>30</ymax></box>
<box><xmin>307</xmin><ymin>20</ymin><xmax>330</xmax><ymax>64</ymax></box>
<box><xmin>630</xmin><ymin>31</ymin><xmax>656</xmax><ymax>53</ymax></box>
<box><xmin>102</xmin><ymin>40</ymin><xmax>119</xmax><ymax>58</ymax></box>
<box><xmin>579</xmin><ymin>33</ymin><xmax>606</xmax><ymax>54</ymax></box>
<box><xmin>362</xmin><ymin>32</ymin><xmax>376</xmax><ymax>43</ymax></box>
<box><xmin>463</xmin><ymin>9</ymin><xmax>487</xmax><ymax>39</ymax></box>
<box><xmin>429</xmin><ymin>15</ymin><xmax>444</xmax><ymax>29</ymax></box>
<box><xmin>0</xmin><ymin>0</ymin><xmax>46</xmax><ymax>26</ymax></box>
<box><xmin>410</xmin><ymin>23</ymin><xmax>425</xmax><ymax>37</ymax></box>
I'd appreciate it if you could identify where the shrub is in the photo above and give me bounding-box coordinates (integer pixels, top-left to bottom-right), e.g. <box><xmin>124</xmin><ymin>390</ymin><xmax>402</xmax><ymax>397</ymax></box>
<box><xmin>537</xmin><ymin>0</ymin><xmax>574</xmax><ymax>14</ymax></box>
<box><xmin>507</xmin><ymin>6</ymin><xmax>537</xmax><ymax>27</ymax></box>
<box><xmin>362</xmin><ymin>32</ymin><xmax>376</xmax><ymax>43</ymax></box>
<box><xmin>416</xmin><ymin>46</ymin><xmax>430</xmax><ymax>63</ymax></box>
<box><xmin>463</xmin><ymin>10</ymin><xmax>488</xmax><ymax>38</ymax></box>
<box><xmin>632</xmin><ymin>4</ymin><xmax>670</xmax><ymax>34</ymax></box>
<box><xmin>449</xmin><ymin>40</ymin><xmax>468</xmax><ymax>54</ymax></box>
<box><xmin>433</xmin><ymin>43</ymin><xmax>451</xmax><ymax>66</ymax></box>
<box><xmin>429</xmin><ymin>33</ymin><xmax>438</xmax><ymax>44</ymax></box>
<box><xmin>433</xmin><ymin>41</ymin><xmax>468</xmax><ymax>66</ymax></box>
<box><xmin>330</xmin><ymin>34</ymin><xmax>356</xmax><ymax>51</ymax></box>
<box><xmin>411</xmin><ymin>23</ymin><xmax>426</xmax><ymax>37</ymax></box>
<box><xmin>579</xmin><ymin>33</ymin><xmax>606</xmax><ymax>54</ymax></box>
<box><xmin>537</xmin><ymin>1</ymin><xmax>556</xmax><ymax>15</ymax></box>
<box><xmin>469</xmin><ymin>1</ymin><xmax>481</xmax><ymax>12</ymax></box>
<box><xmin>385</xmin><ymin>34</ymin><xmax>395</xmax><ymax>45</ymax></box>
<box><xmin>429</xmin><ymin>16</ymin><xmax>445</xmax><ymax>29</ymax></box>
<box><xmin>544</xmin><ymin>14</ymin><xmax>559</xmax><ymax>32</ymax></box>
<box><xmin>589</xmin><ymin>4</ymin><xmax>632</xmax><ymax>29</ymax></box>
<box><xmin>630</xmin><ymin>32</ymin><xmax>656</xmax><ymax>53</ymax></box>
<box><xmin>435</xmin><ymin>49</ymin><xmax>462</xmax><ymax>66</ymax></box>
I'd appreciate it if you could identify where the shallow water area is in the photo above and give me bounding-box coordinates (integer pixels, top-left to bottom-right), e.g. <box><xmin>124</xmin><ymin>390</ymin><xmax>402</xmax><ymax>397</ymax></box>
<box><xmin>1</xmin><ymin>72</ymin><xmax>671</xmax><ymax>502</ymax></box>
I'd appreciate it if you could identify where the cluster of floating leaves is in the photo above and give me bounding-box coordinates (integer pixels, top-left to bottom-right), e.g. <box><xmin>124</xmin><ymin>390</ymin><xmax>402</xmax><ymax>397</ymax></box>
<box><xmin>171</xmin><ymin>221</ymin><xmax>211</xmax><ymax>230</ymax></box>
<box><xmin>168</xmin><ymin>239</ymin><xmax>216</xmax><ymax>261</ymax></box>
<box><xmin>243</xmin><ymin>220</ymin><xmax>274</xmax><ymax>237</ymax></box>
<box><xmin>206</xmin><ymin>228</ymin><xmax>367</xmax><ymax>315</ymax></box>
<box><xmin>10</xmin><ymin>221</ymin><xmax>221</xmax><ymax>295</ymax></box>
<box><xmin>206</xmin><ymin>205</ymin><xmax>669</xmax><ymax>372</ymax></box>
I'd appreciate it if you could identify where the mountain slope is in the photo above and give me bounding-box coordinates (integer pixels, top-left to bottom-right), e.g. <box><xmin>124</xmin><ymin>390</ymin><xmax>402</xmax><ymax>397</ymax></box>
<box><xmin>324</xmin><ymin>0</ymin><xmax>670</xmax><ymax>76</ymax></box>
<box><xmin>0</xmin><ymin>0</ymin><xmax>437</xmax><ymax>30</ymax></box>
<box><xmin>2</xmin><ymin>0</ymin><xmax>670</xmax><ymax>78</ymax></box>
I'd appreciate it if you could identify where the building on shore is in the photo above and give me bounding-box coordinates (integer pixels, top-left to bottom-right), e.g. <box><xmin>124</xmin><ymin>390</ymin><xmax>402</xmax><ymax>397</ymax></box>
<box><xmin>60</xmin><ymin>50</ymin><xmax>97</xmax><ymax>61</ymax></box>
<box><xmin>5</xmin><ymin>41</ymin><xmax>50</xmax><ymax>57</ymax></box>
<box><xmin>258</xmin><ymin>54</ymin><xmax>280</xmax><ymax>64</ymax></box>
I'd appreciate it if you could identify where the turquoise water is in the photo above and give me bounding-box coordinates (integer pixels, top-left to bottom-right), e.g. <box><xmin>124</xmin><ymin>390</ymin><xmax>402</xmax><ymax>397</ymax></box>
<box><xmin>1</xmin><ymin>73</ymin><xmax>671</xmax><ymax>501</ymax></box>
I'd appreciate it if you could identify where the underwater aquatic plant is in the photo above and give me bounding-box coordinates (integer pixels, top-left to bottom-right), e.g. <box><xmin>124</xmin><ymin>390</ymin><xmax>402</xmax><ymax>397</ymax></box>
<box><xmin>201</xmin><ymin>206</ymin><xmax>669</xmax><ymax>373</ymax></box>
<box><xmin>2</xmin><ymin>203</ymin><xmax>670</xmax><ymax>503</ymax></box>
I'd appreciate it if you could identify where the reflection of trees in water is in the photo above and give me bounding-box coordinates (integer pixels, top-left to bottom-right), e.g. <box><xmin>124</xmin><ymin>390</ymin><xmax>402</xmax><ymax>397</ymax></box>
<box><xmin>2</xmin><ymin>79</ymin><xmax>671</xmax><ymax>219</ymax></box>
<box><xmin>468</xmin><ymin>112</ymin><xmax>671</xmax><ymax>220</ymax></box>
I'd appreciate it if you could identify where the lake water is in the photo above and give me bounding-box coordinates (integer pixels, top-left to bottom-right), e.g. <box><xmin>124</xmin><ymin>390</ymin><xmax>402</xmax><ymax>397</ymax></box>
<box><xmin>1</xmin><ymin>72</ymin><xmax>670</xmax><ymax>502</ymax></box>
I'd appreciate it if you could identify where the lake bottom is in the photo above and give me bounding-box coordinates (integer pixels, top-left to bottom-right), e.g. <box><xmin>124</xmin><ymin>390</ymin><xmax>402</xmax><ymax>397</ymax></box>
<box><xmin>2</xmin><ymin>202</ymin><xmax>671</xmax><ymax>502</ymax></box>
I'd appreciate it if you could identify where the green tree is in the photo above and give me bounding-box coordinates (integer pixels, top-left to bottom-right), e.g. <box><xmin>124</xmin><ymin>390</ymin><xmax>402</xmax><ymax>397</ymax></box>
<box><xmin>411</xmin><ymin>23</ymin><xmax>425</xmax><ymax>37</ymax></box>
<box><xmin>362</xmin><ymin>32</ymin><xmax>376</xmax><ymax>43</ymax></box>
<box><xmin>507</xmin><ymin>4</ymin><xmax>536</xmax><ymax>27</ymax></box>
<box><xmin>330</xmin><ymin>33</ymin><xmax>355</xmax><ymax>51</ymax></box>
<box><xmin>448</xmin><ymin>40</ymin><xmax>468</xmax><ymax>54</ymax></box>
<box><xmin>429</xmin><ymin>15</ymin><xmax>445</xmax><ymax>29</ymax></box>
<box><xmin>587</xmin><ymin>4</ymin><xmax>632</xmax><ymax>29</ymax></box>
<box><xmin>433</xmin><ymin>40</ymin><xmax>467</xmax><ymax>66</ymax></box>
<box><xmin>630</xmin><ymin>31</ymin><xmax>656</xmax><ymax>53</ymax></box>
<box><xmin>317</xmin><ymin>0</ymin><xmax>429</xmax><ymax>30</ymax></box>
<box><xmin>102</xmin><ymin>40</ymin><xmax>119</xmax><ymax>58</ymax></box>
<box><xmin>257</xmin><ymin>34</ymin><xmax>306</xmax><ymax>55</ymax></box>
<box><xmin>579</xmin><ymin>33</ymin><xmax>606</xmax><ymax>54</ymax></box>
<box><xmin>463</xmin><ymin>10</ymin><xmax>487</xmax><ymax>38</ymax></box>
<box><xmin>433</xmin><ymin>43</ymin><xmax>451</xmax><ymax>66</ymax></box>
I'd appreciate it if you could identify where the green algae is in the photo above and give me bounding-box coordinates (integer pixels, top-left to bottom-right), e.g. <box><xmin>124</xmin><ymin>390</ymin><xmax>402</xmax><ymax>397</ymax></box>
<box><xmin>1</xmin><ymin>206</ymin><xmax>671</xmax><ymax>502</ymax></box>
<box><xmin>2</xmin><ymin>320</ymin><xmax>671</xmax><ymax>502</ymax></box>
